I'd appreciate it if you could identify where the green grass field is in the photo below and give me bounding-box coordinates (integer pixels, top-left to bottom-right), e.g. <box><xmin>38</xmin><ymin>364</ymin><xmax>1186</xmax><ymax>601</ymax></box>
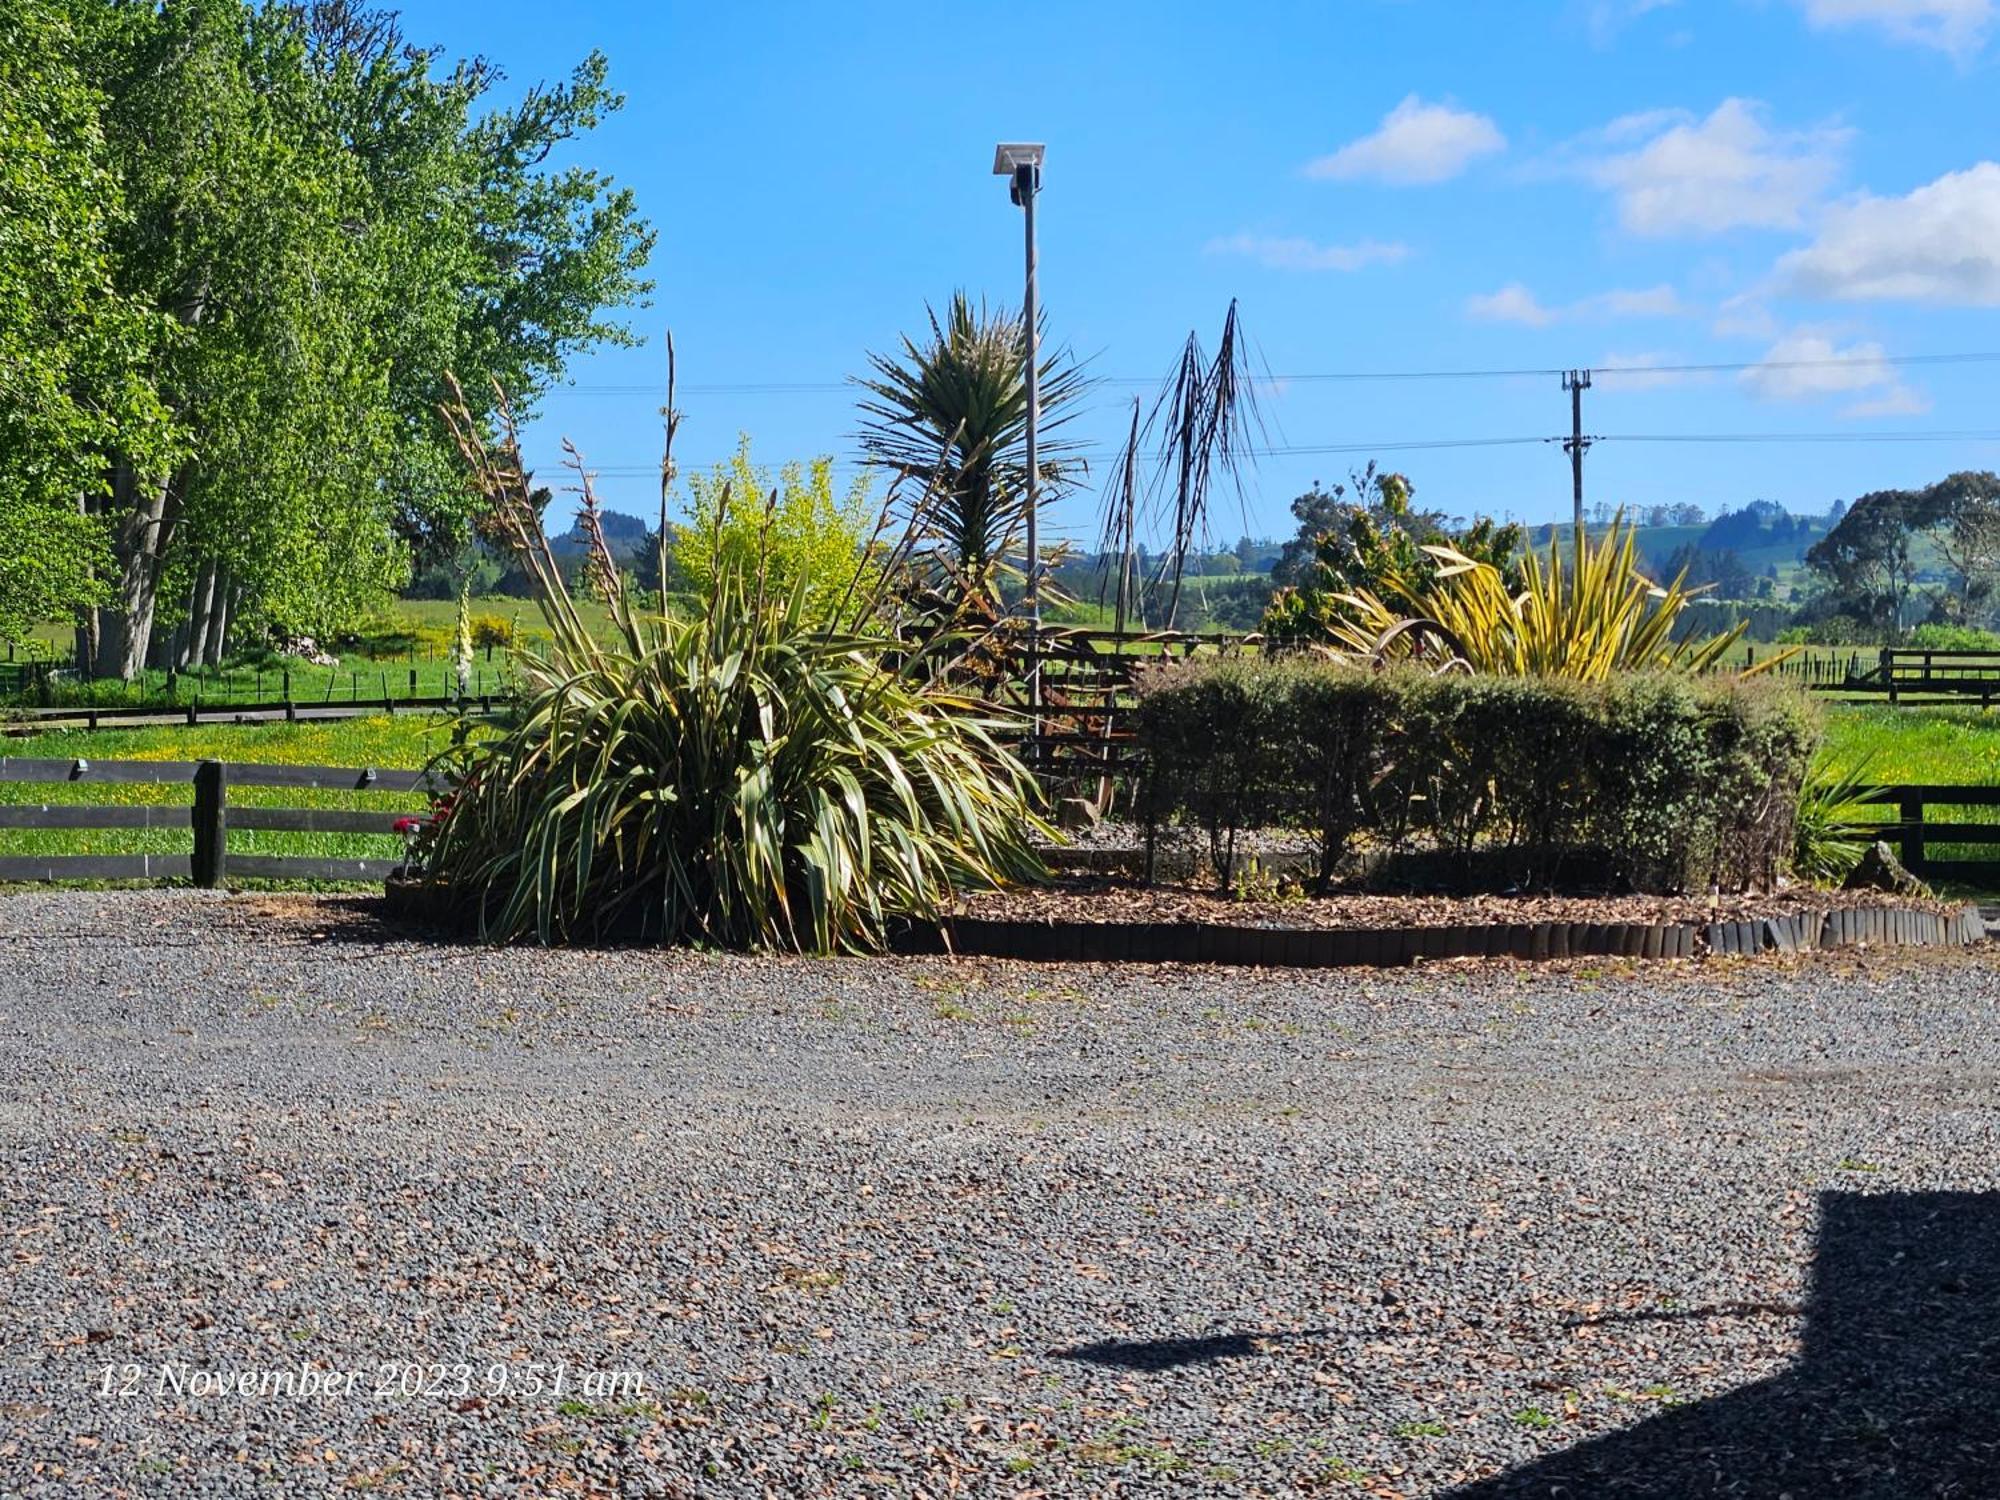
<box><xmin>1819</xmin><ymin>704</ymin><xmax>2000</xmax><ymax>782</ymax></box>
<box><xmin>5</xmin><ymin>595</ymin><xmax>630</xmax><ymax>711</ymax></box>
<box><xmin>0</xmin><ymin>715</ymin><xmax>450</xmax><ymax>880</ymax></box>
<box><xmin>1817</xmin><ymin>704</ymin><xmax>2000</xmax><ymax>888</ymax></box>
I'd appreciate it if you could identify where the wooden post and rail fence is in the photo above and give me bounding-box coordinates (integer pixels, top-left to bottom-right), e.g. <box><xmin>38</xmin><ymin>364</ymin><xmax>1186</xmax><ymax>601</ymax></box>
<box><xmin>3</xmin><ymin>754</ymin><xmax>2000</xmax><ymax>888</ymax></box>
<box><xmin>8</xmin><ymin>628</ymin><xmax>2000</xmax><ymax>887</ymax></box>
<box><xmin>0</xmin><ymin>758</ymin><xmax>427</xmax><ymax>885</ymax></box>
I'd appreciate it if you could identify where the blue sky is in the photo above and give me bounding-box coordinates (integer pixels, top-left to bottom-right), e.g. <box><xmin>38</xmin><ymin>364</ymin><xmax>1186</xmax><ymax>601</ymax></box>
<box><xmin>399</xmin><ymin>0</ymin><xmax>2000</xmax><ymax>548</ymax></box>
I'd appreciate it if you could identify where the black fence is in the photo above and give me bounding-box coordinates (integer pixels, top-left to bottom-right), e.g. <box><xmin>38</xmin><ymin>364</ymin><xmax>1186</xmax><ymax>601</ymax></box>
<box><xmin>1789</xmin><ymin>647</ymin><xmax>2000</xmax><ymax>703</ymax></box>
<box><xmin>1851</xmin><ymin>783</ymin><xmax>2000</xmax><ymax>883</ymax></box>
<box><xmin>3</xmin><ymin>693</ymin><xmax>496</xmax><ymax>733</ymax></box>
<box><xmin>0</xmin><ymin>757</ymin><xmax>428</xmax><ymax>884</ymax></box>
<box><xmin>3</xmin><ymin>754</ymin><xmax>1998</xmax><ymax>891</ymax></box>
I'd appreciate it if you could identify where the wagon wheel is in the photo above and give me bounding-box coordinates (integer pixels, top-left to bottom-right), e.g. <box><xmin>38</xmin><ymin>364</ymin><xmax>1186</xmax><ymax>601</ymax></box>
<box><xmin>1368</xmin><ymin>618</ymin><xmax>1471</xmax><ymax>674</ymax></box>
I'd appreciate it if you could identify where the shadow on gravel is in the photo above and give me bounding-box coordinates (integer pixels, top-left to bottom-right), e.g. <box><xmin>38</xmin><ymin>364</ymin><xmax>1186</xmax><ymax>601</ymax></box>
<box><xmin>1560</xmin><ymin>1300</ymin><xmax>1804</xmax><ymax>1328</ymax></box>
<box><xmin>1452</xmin><ymin>1191</ymin><xmax>2000</xmax><ymax>1498</ymax></box>
<box><xmin>1054</xmin><ymin>1329</ymin><xmax>1330</xmax><ymax>1371</ymax></box>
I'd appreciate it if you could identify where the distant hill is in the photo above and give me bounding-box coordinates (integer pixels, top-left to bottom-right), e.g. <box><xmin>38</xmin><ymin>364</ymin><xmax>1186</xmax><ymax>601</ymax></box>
<box><xmin>551</xmin><ymin>508</ymin><xmax>652</xmax><ymax>565</ymax></box>
<box><xmin>1544</xmin><ymin>502</ymin><xmax>1834</xmax><ymax>590</ymax></box>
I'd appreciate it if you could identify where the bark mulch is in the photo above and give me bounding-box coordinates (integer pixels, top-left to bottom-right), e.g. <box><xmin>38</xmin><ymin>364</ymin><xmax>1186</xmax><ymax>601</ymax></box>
<box><xmin>955</xmin><ymin>877</ymin><xmax>1960</xmax><ymax>931</ymax></box>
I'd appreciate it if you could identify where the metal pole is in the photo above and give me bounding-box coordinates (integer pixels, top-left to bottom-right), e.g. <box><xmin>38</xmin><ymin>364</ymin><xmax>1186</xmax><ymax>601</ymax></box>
<box><xmin>1018</xmin><ymin>160</ymin><xmax>1041</xmax><ymax>717</ymax></box>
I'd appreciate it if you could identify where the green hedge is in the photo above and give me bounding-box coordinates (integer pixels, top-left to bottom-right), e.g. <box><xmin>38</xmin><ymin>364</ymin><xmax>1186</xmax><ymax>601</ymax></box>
<box><xmin>1133</xmin><ymin>659</ymin><xmax>1818</xmax><ymax>894</ymax></box>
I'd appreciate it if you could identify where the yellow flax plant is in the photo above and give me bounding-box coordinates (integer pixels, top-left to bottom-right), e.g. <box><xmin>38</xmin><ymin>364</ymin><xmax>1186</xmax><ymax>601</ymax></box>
<box><xmin>1326</xmin><ymin>513</ymin><xmax>1797</xmax><ymax>681</ymax></box>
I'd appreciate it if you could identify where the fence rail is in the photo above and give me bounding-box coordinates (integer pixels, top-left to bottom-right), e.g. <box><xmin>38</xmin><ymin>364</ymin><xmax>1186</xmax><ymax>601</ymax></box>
<box><xmin>0</xmin><ymin>757</ymin><xmax>427</xmax><ymax>885</ymax></box>
<box><xmin>1800</xmin><ymin>647</ymin><xmax>2000</xmax><ymax>702</ymax></box>
<box><xmin>1850</xmin><ymin>783</ymin><xmax>2000</xmax><ymax>881</ymax></box>
<box><xmin>3</xmin><ymin>754</ymin><xmax>1999</xmax><ymax>891</ymax></box>
<box><xmin>3</xmin><ymin>693</ymin><xmax>495</xmax><ymax>732</ymax></box>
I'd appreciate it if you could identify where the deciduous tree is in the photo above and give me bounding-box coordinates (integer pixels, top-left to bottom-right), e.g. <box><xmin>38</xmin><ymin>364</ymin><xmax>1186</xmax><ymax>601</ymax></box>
<box><xmin>29</xmin><ymin>0</ymin><xmax>652</xmax><ymax>676</ymax></box>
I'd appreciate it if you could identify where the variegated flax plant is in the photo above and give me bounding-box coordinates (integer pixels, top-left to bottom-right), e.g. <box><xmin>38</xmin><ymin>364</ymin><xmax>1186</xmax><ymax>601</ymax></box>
<box><xmin>1319</xmin><ymin>512</ymin><xmax>1794</xmax><ymax>681</ymax></box>
<box><xmin>420</xmin><ymin>356</ymin><xmax>1051</xmax><ymax>952</ymax></box>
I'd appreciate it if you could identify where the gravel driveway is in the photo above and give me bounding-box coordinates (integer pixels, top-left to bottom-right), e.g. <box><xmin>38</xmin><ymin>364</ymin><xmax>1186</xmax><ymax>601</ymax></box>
<box><xmin>2</xmin><ymin>890</ymin><xmax>1997</xmax><ymax>1497</ymax></box>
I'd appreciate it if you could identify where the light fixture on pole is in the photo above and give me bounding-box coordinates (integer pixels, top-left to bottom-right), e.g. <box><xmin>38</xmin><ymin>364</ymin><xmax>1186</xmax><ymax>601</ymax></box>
<box><xmin>993</xmin><ymin>142</ymin><xmax>1044</xmax><ymax>718</ymax></box>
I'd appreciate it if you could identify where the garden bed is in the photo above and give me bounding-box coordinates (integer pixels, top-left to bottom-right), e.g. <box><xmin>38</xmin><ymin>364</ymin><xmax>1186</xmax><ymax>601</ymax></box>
<box><xmin>959</xmin><ymin>877</ymin><xmax>1962</xmax><ymax>930</ymax></box>
<box><xmin>385</xmin><ymin>871</ymin><xmax>1983</xmax><ymax>964</ymax></box>
<box><xmin>897</xmin><ymin>876</ymin><xmax>1984</xmax><ymax>966</ymax></box>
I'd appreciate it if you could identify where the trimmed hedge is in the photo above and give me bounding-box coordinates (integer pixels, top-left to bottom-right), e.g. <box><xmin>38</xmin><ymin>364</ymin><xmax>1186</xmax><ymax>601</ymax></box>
<box><xmin>1133</xmin><ymin>659</ymin><xmax>1818</xmax><ymax>894</ymax></box>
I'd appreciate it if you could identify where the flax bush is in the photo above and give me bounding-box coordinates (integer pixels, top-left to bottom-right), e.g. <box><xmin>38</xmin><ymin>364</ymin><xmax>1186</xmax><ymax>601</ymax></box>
<box><xmin>1307</xmin><ymin>515</ymin><xmax>1767</xmax><ymax>678</ymax></box>
<box><xmin>414</xmin><ymin>387</ymin><xmax>1050</xmax><ymax>951</ymax></box>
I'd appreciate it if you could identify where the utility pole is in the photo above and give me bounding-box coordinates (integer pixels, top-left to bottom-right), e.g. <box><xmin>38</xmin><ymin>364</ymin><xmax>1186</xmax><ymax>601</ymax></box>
<box><xmin>1562</xmin><ymin>369</ymin><xmax>1592</xmax><ymax>538</ymax></box>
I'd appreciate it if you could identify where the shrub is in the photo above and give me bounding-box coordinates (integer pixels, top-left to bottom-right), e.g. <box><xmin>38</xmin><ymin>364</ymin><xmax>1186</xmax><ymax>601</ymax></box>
<box><xmin>1133</xmin><ymin>657</ymin><xmax>1818</xmax><ymax>894</ymax></box>
<box><xmin>1908</xmin><ymin>622</ymin><xmax>2000</xmax><ymax>652</ymax></box>
<box><xmin>1792</xmin><ymin>754</ymin><xmax>1878</xmax><ymax>886</ymax></box>
<box><xmin>671</xmin><ymin>436</ymin><xmax>877</xmax><ymax>619</ymax></box>
<box><xmin>422</xmin><ymin>394</ymin><xmax>1050</xmax><ymax>952</ymax></box>
<box><xmin>1132</xmin><ymin>656</ymin><xmax>1285</xmax><ymax>878</ymax></box>
<box><xmin>1261</xmin><ymin>471</ymin><xmax>1524</xmax><ymax>647</ymax></box>
<box><xmin>469</xmin><ymin>613</ymin><xmax>515</xmax><ymax>651</ymax></box>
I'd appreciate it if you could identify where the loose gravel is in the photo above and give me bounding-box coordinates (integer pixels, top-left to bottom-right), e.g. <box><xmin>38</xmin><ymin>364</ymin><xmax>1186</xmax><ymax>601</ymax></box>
<box><xmin>2</xmin><ymin>889</ymin><xmax>1997</xmax><ymax>1498</ymax></box>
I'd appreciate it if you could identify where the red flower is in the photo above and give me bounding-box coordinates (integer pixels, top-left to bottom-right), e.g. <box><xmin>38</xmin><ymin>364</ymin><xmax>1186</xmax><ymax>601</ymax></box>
<box><xmin>393</xmin><ymin>816</ymin><xmax>425</xmax><ymax>836</ymax></box>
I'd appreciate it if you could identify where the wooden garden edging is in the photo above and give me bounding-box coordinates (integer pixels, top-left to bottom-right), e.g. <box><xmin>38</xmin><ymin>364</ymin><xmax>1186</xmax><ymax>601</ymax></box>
<box><xmin>0</xmin><ymin>757</ymin><xmax>425</xmax><ymax>885</ymax></box>
<box><xmin>893</xmin><ymin>904</ymin><xmax>1985</xmax><ymax>966</ymax></box>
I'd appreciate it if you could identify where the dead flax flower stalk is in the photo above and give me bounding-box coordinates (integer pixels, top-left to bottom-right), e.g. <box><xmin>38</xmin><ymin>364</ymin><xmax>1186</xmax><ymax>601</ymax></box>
<box><xmin>1096</xmin><ymin>299</ymin><xmax>1268</xmax><ymax>631</ymax></box>
<box><xmin>440</xmin><ymin>374</ymin><xmax>610</xmax><ymax>667</ymax></box>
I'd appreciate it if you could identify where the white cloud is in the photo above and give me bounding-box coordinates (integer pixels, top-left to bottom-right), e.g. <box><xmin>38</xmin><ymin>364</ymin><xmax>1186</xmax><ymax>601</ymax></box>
<box><xmin>1305</xmin><ymin>96</ymin><xmax>1505</xmax><ymax>185</ymax></box>
<box><xmin>1582</xmin><ymin>98</ymin><xmax>1849</xmax><ymax>235</ymax></box>
<box><xmin>1738</xmin><ymin>331</ymin><xmax>1930</xmax><ymax>416</ymax></box>
<box><xmin>1843</xmin><ymin>384</ymin><xmax>1934</xmax><ymax>416</ymax></box>
<box><xmin>1776</xmin><ymin>162</ymin><xmax>2000</xmax><ymax>304</ymax></box>
<box><xmin>1791</xmin><ymin>0</ymin><xmax>1993</xmax><ymax>53</ymax></box>
<box><xmin>1204</xmin><ymin>233</ymin><xmax>1411</xmax><ymax>272</ymax></box>
<box><xmin>1586</xmin><ymin>284</ymin><xmax>1690</xmax><ymax>317</ymax></box>
<box><xmin>1464</xmin><ymin>281</ymin><xmax>1688</xmax><ymax>324</ymax></box>
<box><xmin>1598</xmin><ymin>107</ymin><xmax>1688</xmax><ymax>144</ymax></box>
<box><xmin>1711</xmin><ymin>294</ymin><xmax>1779</xmax><ymax>339</ymax></box>
<box><xmin>1586</xmin><ymin>0</ymin><xmax>1679</xmax><ymax>45</ymax></box>
<box><xmin>1465</xmin><ymin>283</ymin><xmax>1557</xmax><ymax>326</ymax></box>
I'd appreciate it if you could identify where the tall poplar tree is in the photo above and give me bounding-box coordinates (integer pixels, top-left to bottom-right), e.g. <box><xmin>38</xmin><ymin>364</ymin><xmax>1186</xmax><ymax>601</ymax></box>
<box><xmin>12</xmin><ymin>0</ymin><xmax>653</xmax><ymax>676</ymax></box>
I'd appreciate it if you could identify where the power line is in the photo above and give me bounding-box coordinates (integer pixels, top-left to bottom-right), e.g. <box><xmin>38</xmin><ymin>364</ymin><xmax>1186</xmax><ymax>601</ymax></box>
<box><xmin>1600</xmin><ymin>429</ymin><xmax>2000</xmax><ymax>444</ymax></box>
<box><xmin>557</xmin><ymin>427</ymin><xmax>2000</xmax><ymax>477</ymax></box>
<box><xmin>553</xmin><ymin>348</ymin><xmax>2000</xmax><ymax>397</ymax></box>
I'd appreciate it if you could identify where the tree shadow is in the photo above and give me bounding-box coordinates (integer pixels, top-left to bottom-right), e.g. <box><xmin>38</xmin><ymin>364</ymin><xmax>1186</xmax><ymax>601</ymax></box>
<box><xmin>1053</xmin><ymin>1328</ymin><xmax>1333</xmax><ymax>1372</ymax></box>
<box><xmin>1451</xmin><ymin>1191</ymin><xmax>2000</xmax><ymax>1497</ymax></box>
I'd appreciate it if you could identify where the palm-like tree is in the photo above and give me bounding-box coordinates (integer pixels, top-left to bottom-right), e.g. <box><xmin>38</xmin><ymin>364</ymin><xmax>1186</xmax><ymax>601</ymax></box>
<box><xmin>856</xmin><ymin>292</ymin><xmax>1088</xmax><ymax>612</ymax></box>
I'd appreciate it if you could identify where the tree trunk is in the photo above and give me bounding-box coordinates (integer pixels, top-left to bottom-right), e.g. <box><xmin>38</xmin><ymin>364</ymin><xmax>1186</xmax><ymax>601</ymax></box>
<box><xmin>184</xmin><ymin>559</ymin><xmax>218</xmax><ymax>669</ymax></box>
<box><xmin>205</xmin><ymin>569</ymin><xmax>232</xmax><ymax>667</ymax></box>
<box><xmin>95</xmin><ymin>461</ymin><xmax>181</xmax><ymax>681</ymax></box>
<box><xmin>72</xmin><ymin>491</ymin><xmax>99</xmax><ymax>674</ymax></box>
<box><xmin>73</xmin><ymin>611</ymin><xmax>98</xmax><ymax>677</ymax></box>
<box><xmin>97</xmin><ymin>281</ymin><xmax>206</xmax><ymax>680</ymax></box>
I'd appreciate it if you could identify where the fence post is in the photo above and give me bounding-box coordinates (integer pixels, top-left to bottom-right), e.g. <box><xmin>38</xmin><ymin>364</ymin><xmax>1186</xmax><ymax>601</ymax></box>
<box><xmin>1900</xmin><ymin>789</ymin><xmax>1924</xmax><ymax>875</ymax></box>
<box><xmin>192</xmin><ymin>760</ymin><xmax>228</xmax><ymax>888</ymax></box>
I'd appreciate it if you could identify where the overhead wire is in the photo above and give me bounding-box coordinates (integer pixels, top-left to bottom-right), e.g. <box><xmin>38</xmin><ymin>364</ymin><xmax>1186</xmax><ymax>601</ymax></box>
<box><xmin>554</xmin><ymin>348</ymin><xmax>2000</xmax><ymax>397</ymax></box>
